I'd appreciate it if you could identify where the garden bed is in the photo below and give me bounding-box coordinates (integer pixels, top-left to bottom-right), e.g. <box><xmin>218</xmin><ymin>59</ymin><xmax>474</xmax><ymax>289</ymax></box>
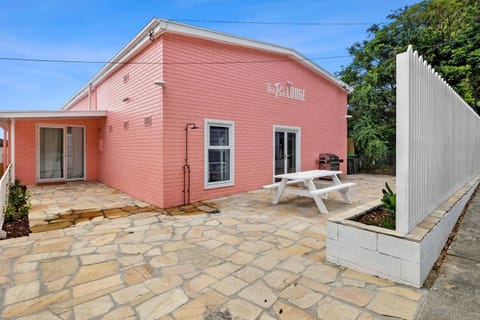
<box><xmin>1</xmin><ymin>180</ymin><xmax>31</xmax><ymax>240</ymax></box>
<box><xmin>350</xmin><ymin>205</ymin><xmax>395</xmax><ymax>230</ymax></box>
<box><xmin>350</xmin><ymin>182</ymin><xmax>396</xmax><ymax>230</ymax></box>
<box><xmin>2</xmin><ymin>215</ymin><xmax>30</xmax><ymax>238</ymax></box>
<box><xmin>327</xmin><ymin>176</ymin><xmax>480</xmax><ymax>287</ymax></box>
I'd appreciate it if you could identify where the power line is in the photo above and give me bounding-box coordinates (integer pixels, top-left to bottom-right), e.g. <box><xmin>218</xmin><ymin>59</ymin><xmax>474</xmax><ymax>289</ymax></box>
<box><xmin>0</xmin><ymin>36</ymin><xmax>466</xmax><ymax>67</ymax></box>
<box><xmin>172</xmin><ymin>18</ymin><xmax>377</xmax><ymax>26</ymax></box>
<box><xmin>0</xmin><ymin>17</ymin><xmax>411</xmax><ymax>67</ymax></box>
<box><xmin>0</xmin><ymin>55</ymin><xmax>351</xmax><ymax>66</ymax></box>
<box><xmin>0</xmin><ymin>36</ymin><xmax>463</xmax><ymax>67</ymax></box>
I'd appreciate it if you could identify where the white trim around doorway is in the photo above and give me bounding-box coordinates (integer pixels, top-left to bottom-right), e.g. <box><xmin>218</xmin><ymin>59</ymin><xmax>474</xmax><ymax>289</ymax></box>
<box><xmin>36</xmin><ymin>124</ymin><xmax>87</xmax><ymax>183</ymax></box>
<box><xmin>272</xmin><ymin>125</ymin><xmax>301</xmax><ymax>181</ymax></box>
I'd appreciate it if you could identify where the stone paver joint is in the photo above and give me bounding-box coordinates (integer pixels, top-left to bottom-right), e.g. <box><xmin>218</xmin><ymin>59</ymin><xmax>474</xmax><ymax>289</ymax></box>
<box><xmin>0</xmin><ymin>175</ymin><xmax>427</xmax><ymax>320</ymax></box>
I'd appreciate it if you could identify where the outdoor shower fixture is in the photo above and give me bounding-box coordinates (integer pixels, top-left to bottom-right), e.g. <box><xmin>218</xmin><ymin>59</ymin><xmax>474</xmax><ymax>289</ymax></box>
<box><xmin>184</xmin><ymin>123</ymin><xmax>199</xmax><ymax>206</ymax></box>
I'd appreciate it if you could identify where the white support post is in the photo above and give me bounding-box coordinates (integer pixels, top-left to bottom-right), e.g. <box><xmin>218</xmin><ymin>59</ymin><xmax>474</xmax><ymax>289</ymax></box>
<box><xmin>396</xmin><ymin>46</ymin><xmax>411</xmax><ymax>234</ymax></box>
<box><xmin>10</xmin><ymin>119</ymin><xmax>15</xmax><ymax>184</ymax></box>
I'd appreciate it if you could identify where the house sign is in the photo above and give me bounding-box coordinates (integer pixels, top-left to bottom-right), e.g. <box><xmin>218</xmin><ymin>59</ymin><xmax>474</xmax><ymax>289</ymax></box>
<box><xmin>266</xmin><ymin>81</ymin><xmax>306</xmax><ymax>101</ymax></box>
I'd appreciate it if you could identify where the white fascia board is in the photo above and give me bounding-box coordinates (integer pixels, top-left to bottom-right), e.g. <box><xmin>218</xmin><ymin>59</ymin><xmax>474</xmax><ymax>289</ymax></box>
<box><xmin>0</xmin><ymin>111</ymin><xmax>108</xmax><ymax>119</ymax></box>
<box><xmin>159</xmin><ymin>19</ymin><xmax>294</xmax><ymax>55</ymax></box>
<box><xmin>290</xmin><ymin>50</ymin><xmax>352</xmax><ymax>92</ymax></box>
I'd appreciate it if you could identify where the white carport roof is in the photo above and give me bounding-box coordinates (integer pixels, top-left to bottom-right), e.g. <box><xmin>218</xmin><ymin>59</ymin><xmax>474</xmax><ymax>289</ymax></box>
<box><xmin>0</xmin><ymin>111</ymin><xmax>107</xmax><ymax>119</ymax></box>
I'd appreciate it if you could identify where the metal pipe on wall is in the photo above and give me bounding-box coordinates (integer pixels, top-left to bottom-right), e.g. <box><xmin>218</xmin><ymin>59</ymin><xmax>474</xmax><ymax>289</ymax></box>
<box><xmin>183</xmin><ymin>123</ymin><xmax>199</xmax><ymax>206</ymax></box>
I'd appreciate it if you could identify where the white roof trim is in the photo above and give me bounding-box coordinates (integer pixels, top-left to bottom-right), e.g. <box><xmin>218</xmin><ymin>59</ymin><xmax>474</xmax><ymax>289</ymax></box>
<box><xmin>0</xmin><ymin>111</ymin><xmax>108</xmax><ymax>119</ymax></box>
<box><xmin>62</xmin><ymin>18</ymin><xmax>351</xmax><ymax>110</ymax></box>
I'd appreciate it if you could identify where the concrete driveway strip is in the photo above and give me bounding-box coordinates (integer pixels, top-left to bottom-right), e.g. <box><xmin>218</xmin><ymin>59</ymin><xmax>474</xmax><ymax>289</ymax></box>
<box><xmin>416</xmin><ymin>191</ymin><xmax>480</xmax><ymax>320</ymax></box>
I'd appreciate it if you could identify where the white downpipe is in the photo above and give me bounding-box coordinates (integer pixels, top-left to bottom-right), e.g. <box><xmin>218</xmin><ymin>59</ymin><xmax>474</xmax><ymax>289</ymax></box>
<box><xmin>0</xmin><ymin>164</ymin><xmax>12</xmax><ymax>237</ymax></box>
<box><xmin>1</xmin><ymin>121</ymin><xmax>6</xmax><ymax>166</ymax></box>
<box><xmin>10</xmin><ymin>119</ymin><xmax>15</xmax><ymax>183</ymax></box>
<box><xmin>88</xmin><ymin>83</ymin><xmax>92</xmax><ymax>111</ymax></box>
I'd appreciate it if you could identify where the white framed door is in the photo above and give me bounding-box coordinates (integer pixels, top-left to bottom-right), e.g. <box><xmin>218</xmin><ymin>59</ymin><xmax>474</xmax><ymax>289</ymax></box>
<box><xmin>66</xmin><ymin>126</ymin><xmax>85</xmax><ymax>180</ymax></box>
<box><xmin>37</xmin><ymin>125</ymin><xmax>86</xmax><ymax>183</ymax></box>
<box><xmin>38</xmin><ymin>126</ymin><xmax>65</xmax><ymax>181</ymax></box>
<box><xmin>273</xmin><ymin>126</ymin><xmax>301</xmax><ymax>179</ymax></box>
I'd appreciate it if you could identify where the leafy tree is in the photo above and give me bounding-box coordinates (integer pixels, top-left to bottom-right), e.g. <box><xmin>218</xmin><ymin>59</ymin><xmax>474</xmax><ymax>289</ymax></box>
<box><xmin>340</xmin><ymin>0</ymin><xmax>480</xmax><ymax>168</ymax></box>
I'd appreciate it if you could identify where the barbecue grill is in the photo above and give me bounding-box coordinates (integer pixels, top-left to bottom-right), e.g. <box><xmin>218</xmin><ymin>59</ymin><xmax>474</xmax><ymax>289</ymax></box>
<box><xmin>318</xmin><ymin>153</ymin><xmax>344</xmax><ymax>171</ymax></box>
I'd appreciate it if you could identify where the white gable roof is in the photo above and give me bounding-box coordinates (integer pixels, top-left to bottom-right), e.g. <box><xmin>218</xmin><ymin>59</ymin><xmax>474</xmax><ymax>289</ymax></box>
<box><xmin>63</xmin><ymin>18</ymin><xmax>351</xmax><ymax>110</ymax></box>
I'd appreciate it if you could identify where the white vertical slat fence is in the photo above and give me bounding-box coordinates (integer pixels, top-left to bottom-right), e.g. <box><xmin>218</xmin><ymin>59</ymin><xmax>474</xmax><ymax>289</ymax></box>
<box><xmin>396</xmin><ymin>45</ymin><xmax>480</xmax><ymax>234</ymax></box>
<box><xmin>0</xmin><ymin>164</ymin><xmax>12</xmax><ymax>231</ymax></box>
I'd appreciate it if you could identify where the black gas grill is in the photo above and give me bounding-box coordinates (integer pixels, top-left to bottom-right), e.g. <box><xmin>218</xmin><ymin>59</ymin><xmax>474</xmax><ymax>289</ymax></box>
<box><xmin>318</xmin><ymin>153</ymin><xmax>344</xmax><ymax>171</ymax></box>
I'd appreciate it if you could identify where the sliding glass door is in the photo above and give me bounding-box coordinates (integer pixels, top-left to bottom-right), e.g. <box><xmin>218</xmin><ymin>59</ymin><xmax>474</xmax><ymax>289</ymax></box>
<box><xmin>66</xmin><ymin>127</ymin><xmax>85</xmax><ymax>179</ymax></box>
<box><xmin>39</xmin><ymin>127</ymin><xmax>64</xmax><ymax>180</ymax></box>
<box><xmin>38</xmin><ymin>125</ymin><xmax>85</xmax><ymax>182</ymax></box>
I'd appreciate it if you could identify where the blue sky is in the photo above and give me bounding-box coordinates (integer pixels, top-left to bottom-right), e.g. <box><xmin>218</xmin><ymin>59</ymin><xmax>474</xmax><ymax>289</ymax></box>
<box><xmin>0</xmin><ymin>0</ymin><xmax>420</xmax><ymax>111</ymax></box>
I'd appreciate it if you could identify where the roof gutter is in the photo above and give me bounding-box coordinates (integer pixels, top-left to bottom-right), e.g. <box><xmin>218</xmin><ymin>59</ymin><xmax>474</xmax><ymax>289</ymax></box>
<box><xmin>62</xmin><ymin>18</ymin><xmax>164</xmax><ymax>110</ymax></box>
<box><xmin>0</xmin><ymin>111</ymin><xmax>108</xmax><ymax>119</ymax></box>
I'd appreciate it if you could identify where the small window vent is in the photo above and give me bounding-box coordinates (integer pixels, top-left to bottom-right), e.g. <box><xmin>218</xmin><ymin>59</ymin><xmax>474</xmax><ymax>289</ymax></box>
<box><xmin>123</xmin><ymin>73</ymin><xmax>130</xmax><ymax>84</ymax></box>
<box><xmin>144</xmin><ymin>116</ymin><xmax>152</xmax><ymax>127</ymax></box>
<box><xmin>108</xmin><ymin>125</ymin><xmax>113</xmax><ymax>133</ymax></box>
<box><xmin>123</xmin><ymin>121</ymin><xmax>129</xmax><ymax>130</ymax></box>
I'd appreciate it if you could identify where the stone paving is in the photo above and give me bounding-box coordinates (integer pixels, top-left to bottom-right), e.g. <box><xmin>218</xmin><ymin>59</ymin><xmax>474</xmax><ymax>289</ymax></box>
<box><xmin>28</xmin><ymin>182</ymin><xmax>220</xmax><ymax>233</ymax></box>
<box><xmin>28</xmin><ymin>182</ymin><xmax>154</xmax><ymax>232</ymax></box>
<box><xmin>0</xmin><ymin>174</ymin><xmax>426</xmax><ymax>319</ymax></box>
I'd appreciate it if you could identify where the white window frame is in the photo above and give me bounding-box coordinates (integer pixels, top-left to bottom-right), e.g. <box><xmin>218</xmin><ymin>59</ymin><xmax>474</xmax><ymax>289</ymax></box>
<box><xmin>204</xmin><ymin>119</ymin><xmax>235</xmax><ymax>189</ymax></box>
<box><xmin>272</xmin><ymin>125</ymin><xmax>301</xmax><ymax>181</ymax></box>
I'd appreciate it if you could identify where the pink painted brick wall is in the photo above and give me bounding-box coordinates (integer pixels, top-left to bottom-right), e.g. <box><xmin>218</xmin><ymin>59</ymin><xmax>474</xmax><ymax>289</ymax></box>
<box><xmin>161</xmin><ymin>34</ymin><xmax>347</xmax><ymax>207</ymax></box>
<box><xmin>68</xmin><ymin>94</ymin><xmax>90</xmax><ymax>111</ymax></box>
<box><xmin>15</xmin><ymin>118</ymin><xmax>101</xmax><ymax>185</ymax></box>
<box><xmin>87</xmin><ymin>38</ymin><xmax>165</xmax><ymax>206</ymax></box>
<box><xmin>62</xmin><ymin>32</ymin><xmax>346</xmax><ymax>208</ymax></box>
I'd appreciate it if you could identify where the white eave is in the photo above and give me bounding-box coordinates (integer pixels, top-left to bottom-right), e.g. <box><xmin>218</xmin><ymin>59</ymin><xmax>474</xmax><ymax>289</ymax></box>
<box><xmin>0</xmin><ymin>111</ymin><xmax>108</xmax><ymax>119</ymax></box>
<box><xmin>62</xmin><ymin>18</ymin><xmax>352</xmax><ymax>111</ymax></box>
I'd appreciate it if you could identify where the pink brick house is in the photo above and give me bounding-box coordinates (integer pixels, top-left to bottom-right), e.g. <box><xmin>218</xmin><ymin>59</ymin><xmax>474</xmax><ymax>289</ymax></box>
<box><xmin>0</xmin><ymin>19</ymin><xmax>350</xmax><ymax>208</ymax></box>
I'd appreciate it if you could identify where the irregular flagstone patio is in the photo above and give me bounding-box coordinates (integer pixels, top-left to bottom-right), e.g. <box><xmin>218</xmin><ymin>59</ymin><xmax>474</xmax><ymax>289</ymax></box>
<box><xmin>0</xmin><ymin>174</ymin><xmax>426</xmax><ymax>319</ymax></box>
<box><xmin>27</xmin><ymin>182</ymin><xmax>155</xmax><ymax>232</ymax></box>
<box><xmin>28</xmin><ymin>181</ymin><xmax>219</xmax><ymax>232</ymax></box>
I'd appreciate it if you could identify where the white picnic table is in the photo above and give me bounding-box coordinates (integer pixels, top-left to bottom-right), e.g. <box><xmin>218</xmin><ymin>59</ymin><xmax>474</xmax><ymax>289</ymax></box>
<box><xmin>263</xmin><ymin>170</ymin><xmax>356</xmax><ymax>213</ymax></box>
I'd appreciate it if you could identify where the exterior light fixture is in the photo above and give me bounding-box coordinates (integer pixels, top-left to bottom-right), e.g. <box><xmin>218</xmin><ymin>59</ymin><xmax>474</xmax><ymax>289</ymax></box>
<box><xmin>154</xmin><ymin>80</ymin><xmax>166</xmax><ymax>87</ymax></box>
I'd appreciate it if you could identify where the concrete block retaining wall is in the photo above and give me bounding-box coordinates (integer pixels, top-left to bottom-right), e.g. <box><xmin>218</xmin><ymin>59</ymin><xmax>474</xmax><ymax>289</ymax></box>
<box><xmin>326</xmin><ymin>175</ymin><xmax>479</xmax><ymax>288</ymax></box>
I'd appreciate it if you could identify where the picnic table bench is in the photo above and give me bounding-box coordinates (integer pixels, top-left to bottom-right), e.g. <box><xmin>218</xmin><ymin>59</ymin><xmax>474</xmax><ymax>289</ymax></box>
<box><xmin>263</xmin><ymin>170</ymin><xmax>355</xmax><ymax>213</ymax></box>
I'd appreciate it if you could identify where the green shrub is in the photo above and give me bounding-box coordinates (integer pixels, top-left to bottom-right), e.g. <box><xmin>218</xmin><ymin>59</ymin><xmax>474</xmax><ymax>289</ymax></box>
<box><xmin>381</xmin><ymin>182</ymin><xmax>396</xmax><ymax>229</ymax></box>
<box><xmin>4</xmin><ymin>180</ymin><xmax>31</xmax><ymax>222</ymax></box>
<box><xmin>378</xmin><ymin>211</ymin><xmax>396</xmax><ymax>230</ymax></box>
<box><xmin>381</xmin><ymin>182</ymin><xmax>396</xmax><ymax>215</ymax></box>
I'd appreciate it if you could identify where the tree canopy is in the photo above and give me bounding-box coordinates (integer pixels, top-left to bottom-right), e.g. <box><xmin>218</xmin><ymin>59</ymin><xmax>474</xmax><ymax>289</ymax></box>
<box><xmin>339</xmin><ymin>0</ymin><xmax>480</xmax><ymax>168</ymax></box>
